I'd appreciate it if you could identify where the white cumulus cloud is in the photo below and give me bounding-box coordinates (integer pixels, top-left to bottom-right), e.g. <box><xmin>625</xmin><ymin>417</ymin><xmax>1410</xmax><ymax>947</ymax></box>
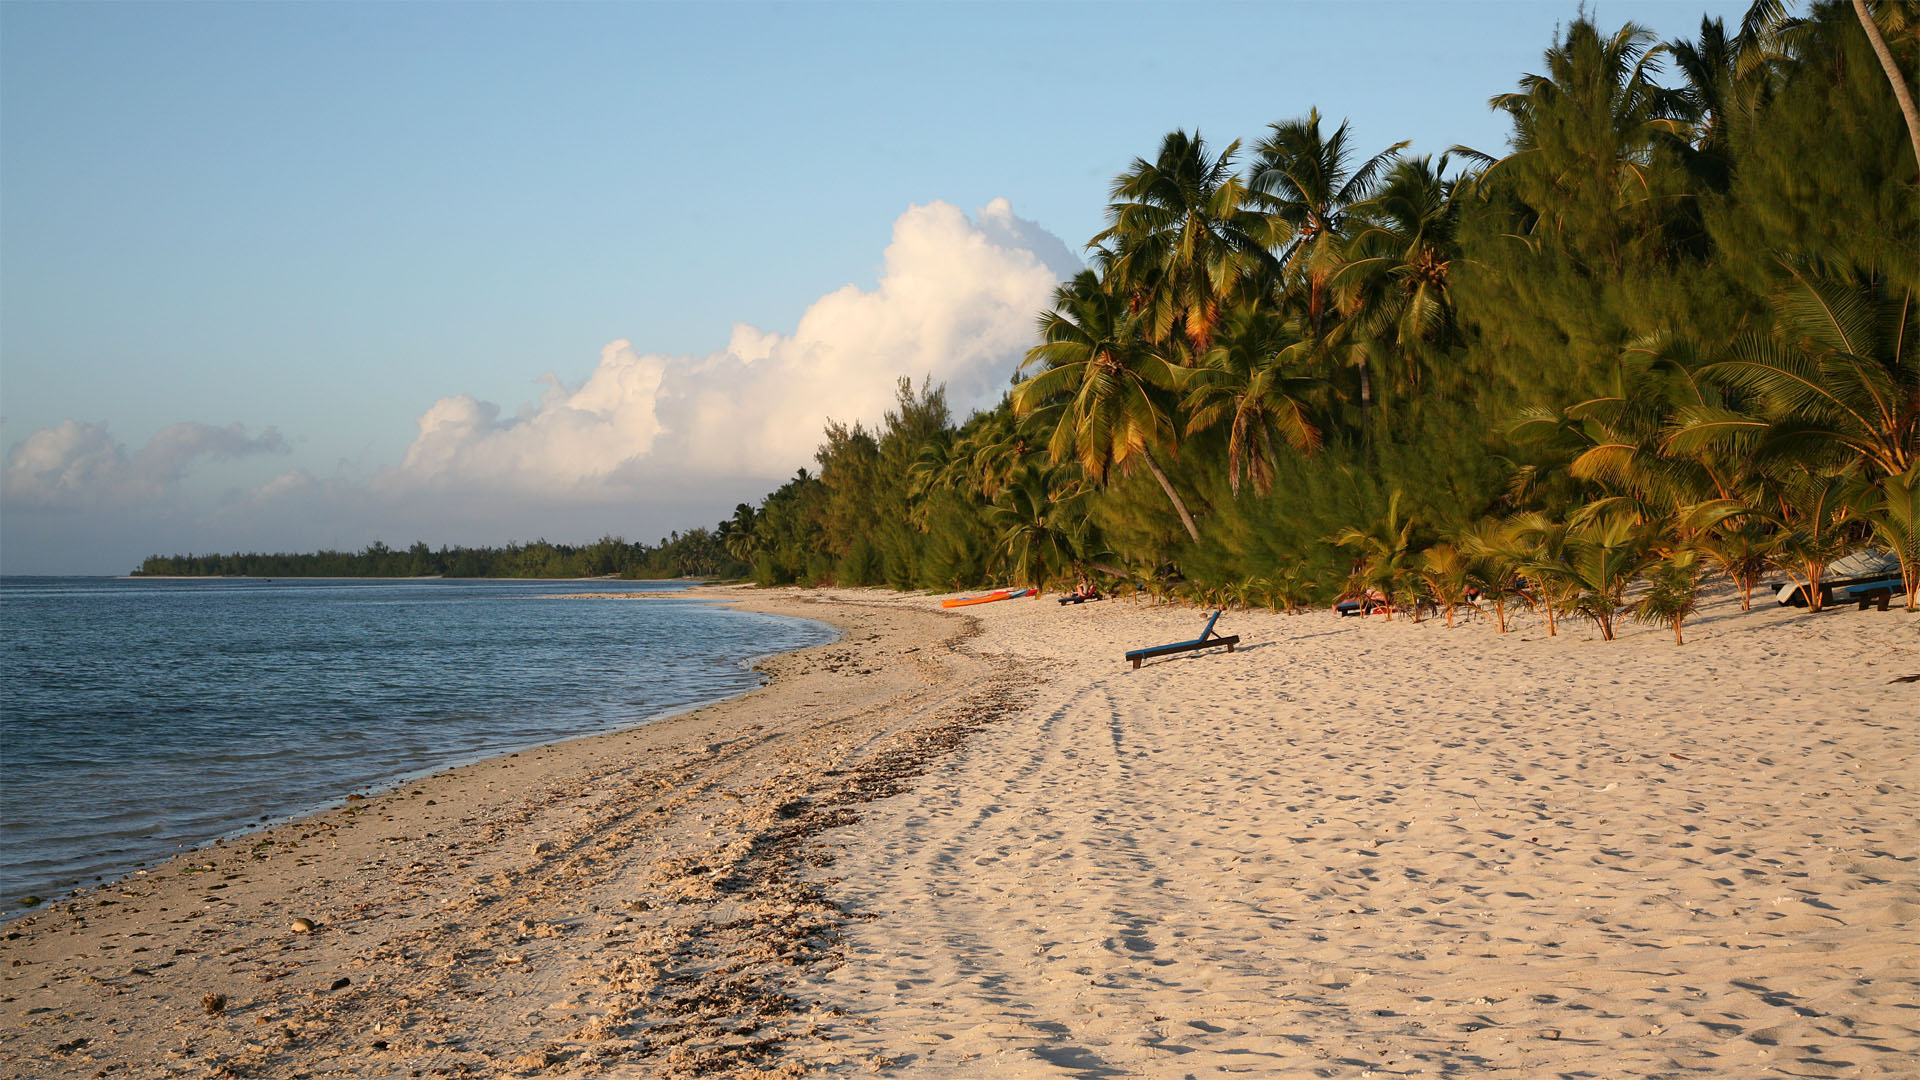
<box><xmin>383</xmin><ymin>198</ymin><xmax>1076</xmax><ymax>492</ymax></box>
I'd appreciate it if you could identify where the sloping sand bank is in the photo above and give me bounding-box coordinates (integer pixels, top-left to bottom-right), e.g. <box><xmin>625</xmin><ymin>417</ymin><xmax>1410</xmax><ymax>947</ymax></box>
<box><xmin>785</xmin><ymin>588</ymin><xmax>1917</xmax><ymax>1079</ymax></box>
<box><xmin>3</xmin><ymin>585</ymin><xmax>1912</xmax><ymax>1079</ymax></box>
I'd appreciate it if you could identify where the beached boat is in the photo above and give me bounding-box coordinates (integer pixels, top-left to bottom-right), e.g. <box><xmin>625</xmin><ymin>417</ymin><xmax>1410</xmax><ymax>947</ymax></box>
<box><xmin>940</xmin><ymin>587</ymin><xmax>1036</xmax><ymax>609</ymax></box>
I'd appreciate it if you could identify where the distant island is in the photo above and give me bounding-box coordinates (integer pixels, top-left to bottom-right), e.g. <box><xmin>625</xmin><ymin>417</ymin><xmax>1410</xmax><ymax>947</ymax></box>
<box><xmin>135</xmin><ymin>532</ymin><xmax>742</xmax><ymax>580</ymax></box>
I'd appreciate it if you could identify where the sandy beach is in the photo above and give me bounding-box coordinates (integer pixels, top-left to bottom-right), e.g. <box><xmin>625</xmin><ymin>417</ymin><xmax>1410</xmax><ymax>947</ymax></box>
<box><xmin>3</xmin><ymin>586</ymin><xmax>1913</xmax><ymax>1078</ymax></box>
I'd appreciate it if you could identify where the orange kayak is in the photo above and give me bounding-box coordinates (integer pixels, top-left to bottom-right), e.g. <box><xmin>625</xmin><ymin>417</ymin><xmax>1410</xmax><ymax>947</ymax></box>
<box><xmin>940</xmin><ymin>587</ymin><xmax>1036</xmax><ymax>609</ymax></box>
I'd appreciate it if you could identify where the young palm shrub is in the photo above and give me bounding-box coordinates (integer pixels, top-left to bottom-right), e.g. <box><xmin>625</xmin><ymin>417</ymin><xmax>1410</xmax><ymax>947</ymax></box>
<box><xmin>1766</xmin><ymin>469</ymin><xmax>1864</xmax><ymax>611</ymax></box>
<box><xmin>1565</xmin><ymin>514</ymin><xmax>1656</xmax><ymax>641</ymax></box>
<box><xmin>1330</xmin><ymin>490</ymin><xmax>1421</xmax><ymax>621</ymax></box>
<box><xmin>1420</xmin><ymin>542</ymin><xmax>1478</xmax><ymax>628</ymax></box>
<box><xmin>1258</xmin><ymin>560</ymin><xmax>1318</xmax><ymax>612</ymax></box>
<box><xmin>1507</xmin><ymin>512</ymin><xmax>1578</xmax><ymax>637</ymax></box>
<box><xmin>1248</xmin><ymin>576</ymin><xmax>1278</xmax><ymax>613</ymax></box>
<box><xmin>1635</xmin><ymin>548</ymin><xmax>1706</xmax><ymax>644</ymax></box>
<box><xmin>1856</xmin><ymin>463</ymin><xmax>1919</xmax><ymax>611</ymax></box>
<box><xmin>1458</xmin><ymin>517</ymin><xmax>1528</xmax><ymax>633</ymax></box>
<box><xmin>1699</xmin><ymin>516</ymin><xmax>1779</xmax><ymax>611</ymax></box>
<box><xmin>1226</xmin><ymin>578</ymin><xmax>1258</xmax><ymax>612</ymax></box>
<box><xmin>1394</xmin><ymin>562</ymin><xmax>1433</xmax><ymax>622</ymax></box>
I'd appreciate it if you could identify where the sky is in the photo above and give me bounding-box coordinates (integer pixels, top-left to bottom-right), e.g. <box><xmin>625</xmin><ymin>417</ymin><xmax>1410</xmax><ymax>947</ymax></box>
<box><xmin>0</xmin><ymin>0</ymin><xmax>1751</xmax><ymax>574</ymax></box>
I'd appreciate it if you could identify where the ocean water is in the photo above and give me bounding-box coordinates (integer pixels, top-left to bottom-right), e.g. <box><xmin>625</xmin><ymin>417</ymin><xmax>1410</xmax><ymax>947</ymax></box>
<box><xmin>0</xmin><ymin>577</ymin><xmax>834</xmax><ymax>914</ymax></box>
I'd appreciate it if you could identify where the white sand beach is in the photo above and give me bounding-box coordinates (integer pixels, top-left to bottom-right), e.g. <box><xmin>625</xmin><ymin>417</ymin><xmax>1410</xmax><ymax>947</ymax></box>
<box><xmin>784</xmin><ymin>588</ymin><xmax>1917</xmax><ymax>1078</ymax></box>
<box><xmin>2</xmin><ymin>586</ymin><xmax>1913</xmax><ymax>1079</ymax></box>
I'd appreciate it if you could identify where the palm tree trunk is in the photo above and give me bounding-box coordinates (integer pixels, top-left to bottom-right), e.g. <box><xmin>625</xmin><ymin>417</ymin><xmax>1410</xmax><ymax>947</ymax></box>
<box><xmin>1854</xmin><ymin>0</ymin><xmax>1920</xmax><ymax>177</ymax></box>
<box><xmin>1357</xmin><ymin>361</ymin><xmax>1374</xmax><ymax>435</ymax></box>
<box><xmin>1141</xmin><ymin>445</ymin><xmax>1202</xmax><ymax>544</ymax></box>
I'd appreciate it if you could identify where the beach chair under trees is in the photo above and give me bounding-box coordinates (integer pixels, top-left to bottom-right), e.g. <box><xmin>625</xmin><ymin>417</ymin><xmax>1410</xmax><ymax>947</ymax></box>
<box><xmin>1124</xmin><ymin>610</ymin><xmax>1240</xmax><ymax>669</ymax></box>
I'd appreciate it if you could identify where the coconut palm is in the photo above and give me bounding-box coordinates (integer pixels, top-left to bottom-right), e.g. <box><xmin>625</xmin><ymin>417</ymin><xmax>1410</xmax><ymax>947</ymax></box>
<box><xmin>1014</xmin><ymin>271</ymin><xmax>1202</xmax><ymax>543</ymax></box>
<box><xmin>1249</xmin><ymin>110</ymin><xmax>1408</xmax><ymax>428</ymax></box>
<box><xmin>1249</xmin><ymin>109</ymin><xmax>1408</xmax><ymax>338</ymax></box>
<box><xmin>1093</xmin><ymin>130</ymin><xmax>1272</xmax><ymax>352</ymax></box>
<box><xmin>1459</xmin><ymin>516</ymin><xmax>1532</xmax><ymax>633</ymax></box>
<box><xmin>1765</xmin><ymin>467</ymin><xmax>1867</xmax><ymax>611</ymax></box>
<box><xmin>723</xmin><ymin>504</ymin><xmax>758</xmax><ymax>563</ymax></box>
<box><xmin>986</xmin><ymin>465</ymin><xmax>1095</xmax><ymax>595</ymax></box>
<box><xmin>1850</xmin><ymin>0</ymin><xmax>1920</xmax><ymax>170</ymax></box>
<box><xmin>1180</xmin><ymin>302</ymin><xmax>1323</xmax><ymax>495</ymax></box>
<box><xmin>1333</xmin><ymin>155</ymin><xmax>1463</xmax><ymax>410</ymax></box>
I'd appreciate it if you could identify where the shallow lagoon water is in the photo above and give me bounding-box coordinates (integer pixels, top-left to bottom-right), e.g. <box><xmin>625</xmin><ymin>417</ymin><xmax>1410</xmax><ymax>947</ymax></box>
<box><xmin>0</xmin><ymin>577</ymin><xmax>833</xmax><ymax>911</ymax></box>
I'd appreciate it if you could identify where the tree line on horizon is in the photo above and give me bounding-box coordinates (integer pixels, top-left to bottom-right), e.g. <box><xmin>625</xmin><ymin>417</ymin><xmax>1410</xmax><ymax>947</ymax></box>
<box><xmin>134</xmin><ymin>532</ymin><xmax>735</xmax><ymax>580</ymax></box>
<box><xmin>147</xmin><ymin>2</ymin><xmax>1917</xmax><ymax>639</ymax></box>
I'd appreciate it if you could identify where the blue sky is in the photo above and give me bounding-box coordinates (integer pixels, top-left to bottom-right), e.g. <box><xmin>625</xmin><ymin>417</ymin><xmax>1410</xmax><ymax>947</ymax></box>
<box><xmin>1</xmin><ymin>0</ymin><xmax>1748</xmax><ymax>573</ymax></box>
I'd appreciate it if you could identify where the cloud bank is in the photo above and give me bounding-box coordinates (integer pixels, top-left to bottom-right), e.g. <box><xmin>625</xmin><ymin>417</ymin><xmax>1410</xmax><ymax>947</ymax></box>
<box><xmin>3</xmin><ymin>421</ymin><xmax>287</xmax><ymax>509</ymax></box>
<box><xmin>1</xmin><ymin>200</ymin><xmax>1077</xmax><ymax>571</ymax></box>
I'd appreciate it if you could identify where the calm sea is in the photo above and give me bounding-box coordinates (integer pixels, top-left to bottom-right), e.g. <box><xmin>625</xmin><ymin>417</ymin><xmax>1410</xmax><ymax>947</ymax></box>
<box><xmin>0</xmin><ymin>577</ymin><xmax>834</xmax><ymax>914</ymax></box>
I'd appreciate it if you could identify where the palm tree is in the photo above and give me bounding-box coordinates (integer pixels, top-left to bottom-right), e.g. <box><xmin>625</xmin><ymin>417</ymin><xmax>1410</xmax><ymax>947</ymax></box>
<box><xmin>1332</xmin><ymin>155</ymin><xmax>1463</xmax><ymax>412</ymax></box>
<box><xmin>1505</xmin><ymin>511</ymin><xmax>1579</xmax><ymax>637</ymax></box>
<box><xmin>986</xmin><ymin>465</ymin><xmax>1095</xmax><ymax>595</ymax></box>
<box><xmin>1093</xmin><ymin>130</ymin><xmax>1272</xmax><ymax>353</ymax></box>
<box><xmin>1850</xmin><ymin>0</ymin><xmax>1920</xmax><ymax>172</ymax></box>
<box><xmin>1180</xmin><ymin>302</ymin><xmax>1323</xmax><ymax>495</ymax></box>
<box><xmin>1766</xmin><ymin>466</ymin><xmax>1866</xmax><ymax>611</ymax></box>
<box><xmin>1250</xmin><ymin>109</ymin><xmax>1408</xmax><ymax>423</ymax></box>
<box><xmin>1420</xmin><ymin>542</ymin><xmax>1481</xmax><ymax>628</ymax></box>
<box><xmin>723</xmin><ymin>503</ymin><xmax>757</xmax><ymax>563</ymax></box>
<box><xmin>1013</xmin><ymin>271</ymin><xmax>1202</xmax><ymax>543</ymax></box>
<box><xmin>1249</xmin><ymin>109</ymin><xmax>1408</xmax><ymax>340</ymax></box>
<box><xmin>1698</xmin><ymin>516</ymin><xmax>1779</xmax><ymax>610</ymax></box>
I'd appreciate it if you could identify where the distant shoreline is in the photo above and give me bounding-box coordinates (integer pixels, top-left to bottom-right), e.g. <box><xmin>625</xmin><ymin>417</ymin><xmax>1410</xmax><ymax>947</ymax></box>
<box><xmin>105</xmin><ymin>574</ymin><xmax>718</xmax><ymax>582</ymax></box>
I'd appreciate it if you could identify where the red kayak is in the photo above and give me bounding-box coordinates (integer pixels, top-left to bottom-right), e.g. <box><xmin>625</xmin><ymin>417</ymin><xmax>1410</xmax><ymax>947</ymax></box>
<box><xmin>940</xmin><ymin>587</ymin><xmax>1036</xmax><ymax>609</ymax></box>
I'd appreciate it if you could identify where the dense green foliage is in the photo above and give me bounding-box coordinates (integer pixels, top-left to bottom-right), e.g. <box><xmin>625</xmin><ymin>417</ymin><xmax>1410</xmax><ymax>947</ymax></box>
<box><xmin>719</xmin><ymin>1</ymin><xmax>1917</xmax><ymax>625</ymax></box>
<box><xmin>151</xmin><ymin>3</ymin><xmax>1918</xmax><ymax>627</ymax></box>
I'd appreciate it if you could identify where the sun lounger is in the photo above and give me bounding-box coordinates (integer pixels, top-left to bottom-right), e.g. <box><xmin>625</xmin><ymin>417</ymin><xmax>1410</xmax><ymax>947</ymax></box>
<box><xmin>1840</xmin><ymin>575</ymin><xmax>1904</xmax><ymax>610</ymax></box>
<box><xmin>1124</xmin><ymin>610</ymin><xmax>1240</xmax><ymax>669</ymax></box>
<box><xmin>1057</xmin><ymin>592</ymin><xmax>1103</xmax><ymax>605</ymax></box>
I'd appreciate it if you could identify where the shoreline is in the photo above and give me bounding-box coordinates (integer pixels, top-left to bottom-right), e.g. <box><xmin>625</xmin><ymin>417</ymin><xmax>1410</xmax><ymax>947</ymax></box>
<box><xmin>0</xmin><ymin>582</ymin><xmax>831</xmax><ymax>917</ymax></box>
<box><xmin>3</xmin><ymin>584</ymin><xmax>1913</xmax><ymax>1078</ymax></box>
<box><xmin>0</xmin><ymin>589</ymin><xmax>1016</xmax><ymax>1078</ymax></box>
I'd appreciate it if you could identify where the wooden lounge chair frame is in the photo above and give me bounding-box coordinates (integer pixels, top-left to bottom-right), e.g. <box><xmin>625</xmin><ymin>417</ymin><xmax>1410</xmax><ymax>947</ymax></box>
<box><xmin>1125</xmin><ymin>610</ymin><xmax>1240</xmax><ymax>669</ymax></box>
<box><xmin>1856</xmin><ymin>587</ymin><xmax>1896</xmax><ymax>611</ymax></box>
